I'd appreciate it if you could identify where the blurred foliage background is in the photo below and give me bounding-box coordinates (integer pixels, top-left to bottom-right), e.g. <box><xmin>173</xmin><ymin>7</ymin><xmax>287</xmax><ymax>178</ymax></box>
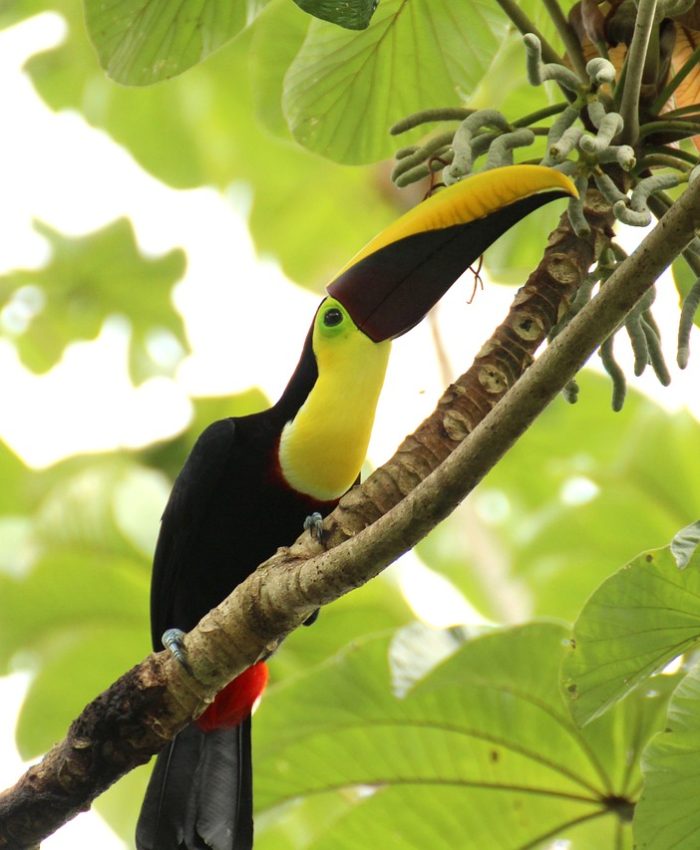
<box><xmin>3</xmin><ymin>0</ymin><xmax>700</xmax><ymax>848</ymax></box>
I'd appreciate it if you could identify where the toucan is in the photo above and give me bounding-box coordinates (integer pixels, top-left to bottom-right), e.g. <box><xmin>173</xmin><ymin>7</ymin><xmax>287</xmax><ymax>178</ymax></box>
<box><xmin>135</xmin><ymin>165</ymin><xmax>576</xmax><ymax>850</ymax></box>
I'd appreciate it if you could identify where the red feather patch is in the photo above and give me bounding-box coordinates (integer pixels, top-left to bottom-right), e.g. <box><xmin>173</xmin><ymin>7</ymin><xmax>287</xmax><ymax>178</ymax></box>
<box><xmin>196</xmin><ymin>662</ymin><xmax>269</xmax><ymax>732</ymax></box>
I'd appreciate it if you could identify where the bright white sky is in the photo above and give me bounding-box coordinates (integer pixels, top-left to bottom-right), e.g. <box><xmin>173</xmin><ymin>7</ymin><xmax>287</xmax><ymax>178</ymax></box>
<box><xmin>2</xmin><ymin>11</ymin><xmax>700</xmax><ymax>849</ymax></box>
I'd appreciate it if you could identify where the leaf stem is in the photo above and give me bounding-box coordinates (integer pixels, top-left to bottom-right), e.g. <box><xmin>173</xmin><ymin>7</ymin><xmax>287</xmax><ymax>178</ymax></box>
<box><xmin>540</xmin><ymin>0</ymin><xmax>587</xmax><ymax>79</ymax></box>
<box><xmin>637</xmin><ymin>153</ymin><xmax>692</xmax><ymax>171</ymax></box>
<box><xmin>644</xmin><ymin>144</ymin><xmax>699</xmax><ymax>165</ymax></box>
<box><xmin>391</xmin><ymin>108</ymin><xmax>473</xmax><ymax>134</ymax></box>
<box><xmin>639</xmin><ymin>120</ymin><xmax>700</xmax><ymax>139</ymax></box>
<box><xmin>492</xmin><ymin>0</ymin><xmax>563</xmax><ymax>67</ymax></box>
<box><xmin>661</xmin><ymin>105</ymin><xmax>700</xmax><ymax>120</ymax></box>
<box><xmin>512</xmin><ymin>102</ymin><xmax>569</xmax><ymax>127</ymax></box>
<box><xmin>516</xmin><ymin>810</ymin><xmax>610</xmax><ymax>850</ymax></box>
<box><xmin>619</xmin><ymin>0</ymin><xmax>658</xmax><ymax>145</ymax></box>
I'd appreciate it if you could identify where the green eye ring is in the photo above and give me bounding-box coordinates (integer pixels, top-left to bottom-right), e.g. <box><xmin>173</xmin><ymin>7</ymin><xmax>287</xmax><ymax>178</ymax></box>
<box><xmin>316</xmin><ymin>298</ymin><xmax>351</xmax><ymax>338</ymax></box>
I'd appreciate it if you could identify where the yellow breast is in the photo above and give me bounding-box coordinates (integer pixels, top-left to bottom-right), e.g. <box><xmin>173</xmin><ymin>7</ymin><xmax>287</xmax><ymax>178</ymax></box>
<box><xmin>278</xmin><ymin>311</ymin><xmax>391</xmax><ymax>502</ymax></box>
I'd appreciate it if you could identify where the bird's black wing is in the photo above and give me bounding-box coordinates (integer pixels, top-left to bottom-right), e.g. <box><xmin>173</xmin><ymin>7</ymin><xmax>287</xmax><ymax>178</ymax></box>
<box><xmin>149</xmin><ymin>418</ymin><xmax>242</xmax><ymax>649</ymax></box>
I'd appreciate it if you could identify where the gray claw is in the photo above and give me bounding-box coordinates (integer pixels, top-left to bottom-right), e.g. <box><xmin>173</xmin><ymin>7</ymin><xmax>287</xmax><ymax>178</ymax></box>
<box><xmin>162</xmin><ymin>628</ymin><xmax>194</xmax><ymax>676</ymax></box>
<box><xmin>303</xmin><ymin>511</ymin><xmax>324</xmax><ymax>542</ymax></box>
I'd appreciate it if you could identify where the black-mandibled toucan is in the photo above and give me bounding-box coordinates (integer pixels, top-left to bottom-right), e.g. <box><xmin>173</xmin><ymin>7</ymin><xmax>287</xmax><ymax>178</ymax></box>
<box><xmin>135</xmin><ymin>165</ymin><xmax>576</xmax><ymax>850</ymax></box>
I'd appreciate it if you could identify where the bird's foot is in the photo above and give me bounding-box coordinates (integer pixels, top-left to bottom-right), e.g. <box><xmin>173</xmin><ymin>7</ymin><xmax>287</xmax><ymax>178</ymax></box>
<box><xmin>162</xmin><ymin>628</ymin><xmax>194</xmax><ymax>677</ymax></box>
<box><xmin>303</xmin><ymin>511</ymin><xmax>324</xmax><ymax>542</ymax></box>
<box><xmin>302</xmin><ymin>513</ymin><xmax>323</xmax><ymax>626</ymax></box>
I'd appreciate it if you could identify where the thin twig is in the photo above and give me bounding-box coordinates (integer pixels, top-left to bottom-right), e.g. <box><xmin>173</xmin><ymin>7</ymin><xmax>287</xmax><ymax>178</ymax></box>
<box><xmin>639</xmin><ymin>119</ymin><xmax>700</xmax><ymax>139</ymax></box>
<box><xmin>644</xmin><ymin>145</ymin><xmax>700</xmax><ymax>165</ymax></box>
<box><xmin>493</xmin><ymin>0</ymin><xmax>571</xmax><ymax>73</ymax></box>
<box><xmin>512</xmin><ymin>103</ymin><xmax>570</xmax><ymax>127</ymax></box>
<box><xmin>541</xmin><ymin>0</ymin><xmax>587</xmax><ymax>79</ymax></box>
<box><xmin>391</xmin><ymin>109</ymin><xmax>473</xmax><ymax>135</ymax></box>
<box><xmin>427</xmin><ymin>307</ymin><xmax>453</xmax><ymax>387</ymax></box>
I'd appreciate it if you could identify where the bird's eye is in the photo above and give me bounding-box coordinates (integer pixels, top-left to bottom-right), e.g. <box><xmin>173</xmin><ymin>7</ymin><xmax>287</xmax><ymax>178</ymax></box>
<box><xmin>323</xmin><ymin>307</ymin><xmax>344</xmax><ymax>327</ymax></box>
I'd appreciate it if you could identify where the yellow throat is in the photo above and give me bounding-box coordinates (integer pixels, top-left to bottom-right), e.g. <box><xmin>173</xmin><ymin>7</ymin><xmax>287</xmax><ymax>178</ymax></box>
<box><xmin>278</xmin><ymin>298</ymin><xmax>391</xmax><ymax>501</ymax></box>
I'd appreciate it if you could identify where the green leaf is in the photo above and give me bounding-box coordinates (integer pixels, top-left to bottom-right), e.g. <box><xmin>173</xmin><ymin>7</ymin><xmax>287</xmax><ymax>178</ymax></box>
<box><xmin>0</xmin><ymin>441</ymin><xmax>32</xmax><ymax>516</ymax></box>
<box><xmin>0</xmin><ymin>0</ymin><xmax>45</xmax><ymax>29</ymax></box>
<box><xmin>250</xmin><ymin>0</ymin><xmax>315</xmax><ymax>137</ymax></box>
<box><xmin>256</xmin><ymin>792</ymin><xmax>356</xmax><ymax>850</ymax></box>
<box><xmin>95</xmin><ymin>762</ymin><xmax>151</xmax><ymax>844</ymax></box>
<box><xmin>562</xmin><ymin>545</ymin><xmax>700</xmax><ymax>726</ymax></box>
<box><xmin>282</xmin><ymin>0</ymin><xmax>506</xmax><ymax>163</ymax></box>
<box><xmin>292</xmin><ymin>0</ymin><xmax>378</xmax><ymax>30</ymax></box>
<box><xmin>254</xmin><ymin>622</ymin><xmax>674</xmax><ymax>848</ymax></box>
<box><xmin>635</xmin><ymin>660</ymin><xmax>700</xmax><ymax>849</ymax></box>
<box><xmin>0</xmin><ymin>456</ymin><xmax>158</xmax><ymax>679</ymax></box>
<box><xmin>0</xmin><ymin>219</ymin><xmax>187</xmax><ymax>383</ymax></box>
<box><xmin>16</xmin><ymin>624</ymin><xmax>147</xmax><ymax>757</ymax></box>
<box><xmin>0</xmin><ymin>549</ymin><xmax>148</xmax><ymax>670</ymax></box>
<box><xmin>84</xmin><ymin>0</ymin><xmax>261</xmax><ymax>85</ymax></box>
<box><xmin>33</xmin><ymin>458</ymin><xmax>164</xmax><ymax>558</ymax></box>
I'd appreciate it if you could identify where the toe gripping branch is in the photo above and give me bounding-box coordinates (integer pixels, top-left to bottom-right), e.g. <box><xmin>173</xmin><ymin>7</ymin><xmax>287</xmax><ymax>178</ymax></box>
<box><xmin>162</xmin><ymin>628</ymin><xmax>195</xmax><ymax>677</ymax></box>
<box><xmin>303</xmin><ymin>511</ymin><xmax>325</xmax><ymax>542</ymax></box>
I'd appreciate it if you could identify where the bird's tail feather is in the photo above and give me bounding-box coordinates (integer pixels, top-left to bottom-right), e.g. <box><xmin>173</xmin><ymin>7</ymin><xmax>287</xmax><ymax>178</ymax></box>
<box><xmin>136</xmin><ymin>720</ymin><xmax>253</xmax><ymax>850</ymax></box>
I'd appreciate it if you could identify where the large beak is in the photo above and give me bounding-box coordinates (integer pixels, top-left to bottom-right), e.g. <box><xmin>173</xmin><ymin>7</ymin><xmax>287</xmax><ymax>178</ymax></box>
<box><xmin>327</xmin><ymin>165</ymin><xmax>578</xmax><ymax>342</ymax></box>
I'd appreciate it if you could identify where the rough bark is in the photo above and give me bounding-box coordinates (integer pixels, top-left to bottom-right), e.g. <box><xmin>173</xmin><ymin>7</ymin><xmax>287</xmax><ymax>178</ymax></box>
<box><xmin>2</xmin><ymin>179</ymin><xmax>699</xmax><ymax>849</ymax></box>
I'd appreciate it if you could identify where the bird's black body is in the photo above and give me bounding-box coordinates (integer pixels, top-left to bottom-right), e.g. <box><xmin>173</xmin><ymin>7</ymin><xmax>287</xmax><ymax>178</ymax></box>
<box><xmin>137</xmin><ymin>329</ymin><xmax>335</xmax><ymax>850</ymax></box>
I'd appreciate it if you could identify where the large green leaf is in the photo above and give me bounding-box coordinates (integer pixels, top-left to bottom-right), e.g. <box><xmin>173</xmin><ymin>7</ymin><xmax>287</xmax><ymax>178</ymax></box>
<box><xmin>33</xmin><ymin>459</ymin><xmax>166</xmax><ymax>558</ymax></box>
<box><xmin>562</xmin><ymin>543</ymin><xmax>700</xmax><ymax>726</ymax></box>
<box><xmin>0</xmin><ymin>550</ymin><xmax>148</xmax><ymax>669</ymax></box>
<box><xmin>254</xmin><ymin>622</ymin><xmax>676</xmax><ymax>849</ymax></box>
<box><xmin>0</xmin><ymin>219</ymin><xmax>187</xmax><ymax>383</ymax></box>
<box><xmin>0</xmin><ymin>457</ymin><xmax>159</xmax><ymax>749</ymax></box>
<box><xmin>282</xmin><ymin>0</ymin><xmax>506</xmax><ymax>163</ymax></box>
<box><xmin>418</xmin><ymin>373</ymin><xmax>700</xmax><ymax>623</ymax></box>
<box><xmin>96</xmin><ymin>762</ymin><xmax>151</xmax><ymax>844</ymax></box>
<box><xmin>84</xmin><ymin>0</ymin><xmax>262</xmax><ymax>85</ymax></box>
<box><xmin>250</xmin><ymin>0</ymin><xmax>314</xmax><ymax>137</ymax></box>
<box><xmin>0</xmin><ymin>441</ymin><xmax>32</xmax><ymax>516</ymax></box>
<box><xmin>635</xmin><ymin>660</ymin><xmax>700</xmax><ymax>849</ymax></box>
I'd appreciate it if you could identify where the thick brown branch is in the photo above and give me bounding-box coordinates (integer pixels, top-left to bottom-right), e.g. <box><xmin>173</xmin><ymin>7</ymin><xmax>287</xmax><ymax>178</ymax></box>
<box><xmin>3</xmin><ymin>181</ymin><xmax>699</xmax><ymax>847</ymax></box>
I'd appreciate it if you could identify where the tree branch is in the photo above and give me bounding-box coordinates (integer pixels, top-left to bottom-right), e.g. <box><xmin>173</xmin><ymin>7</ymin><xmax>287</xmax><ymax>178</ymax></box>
<box><xmin>2</xmin><ymin>180</ymin><xmax>699</xmax><ymax>847</ymax></box>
